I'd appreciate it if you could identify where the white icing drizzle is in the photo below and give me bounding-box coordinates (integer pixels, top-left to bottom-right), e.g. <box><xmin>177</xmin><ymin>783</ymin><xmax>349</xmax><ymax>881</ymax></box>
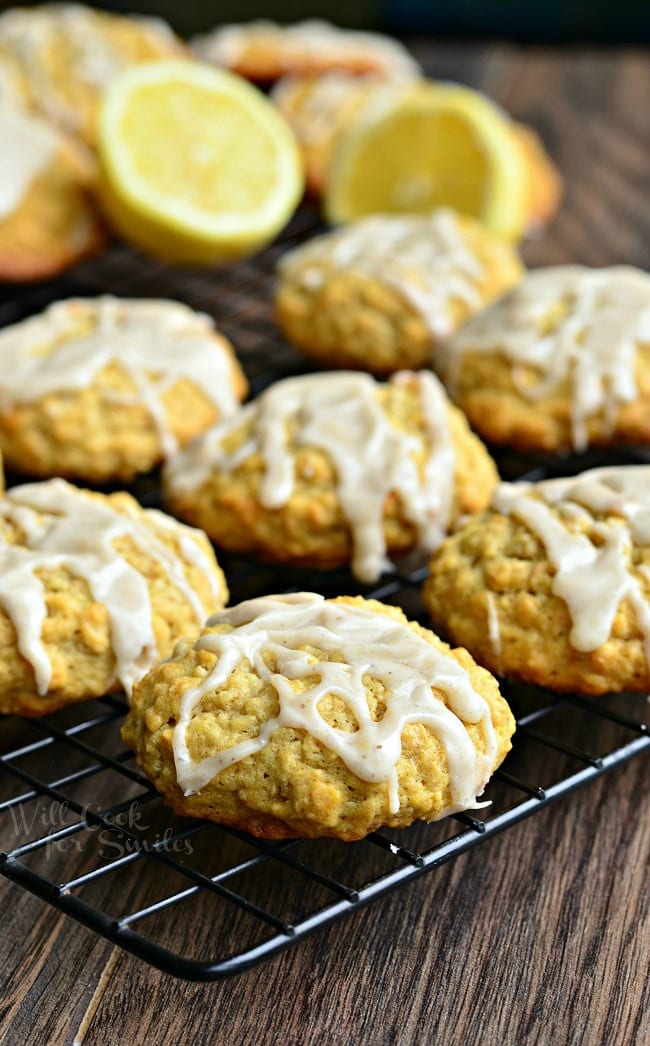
<box><xmin>0</xmin><ymin>5</ymin><xmax>179</xmax><ymax>131</ymax></box>
<box><xmin>173</xmin><ymin>592</ymin><xmax>498</xmax><ymax>817</ymax></box>
<box><xmin>450</xmin><ymin>265</ymin><xmax>650</xmax><ymax>451</ymax></box>
<box><xmin>192</xmin><ymin>19</ymin><xmax>420</xmax><ymax>80</ymax></box>
<box><xmin>485</xmin><ymin>592</ymin><xmax>502</xmax><ymax>666</ymax></box>
<box><xmin>272</xmin><ymin>72</ymin><xmax>399</xmax><ymax>149</ymax></box>
<box><xmin>0</xmin><ymin>98</ymin><xmax>59</xmax><ymax>219</ymax></box>
<box><xmin>0</xmin><ymin>479</ymin><xmax>222</xmax><ymax>696</ymax></box>
<box><xmin>278</xmin><ymin>210</ymin><xmax>486</xmax><ymax>339</ymax></box>
<box><xmin>492</xmin><ymin>466</ymin><xmax>650</xmax><ymax>661</ymax></box>
<box><xmin>0</xmin><ymin>297</ymin><xmax>241</xmax><ymax>457</ymax></box>
<box><xmin>165</xmin><ymin>370</ymin><xmax>456</xmax><ymax>583</ymax></box>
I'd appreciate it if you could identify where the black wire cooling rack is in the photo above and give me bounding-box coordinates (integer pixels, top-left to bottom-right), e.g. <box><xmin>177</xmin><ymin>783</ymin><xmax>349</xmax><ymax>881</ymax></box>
<box><xmin>0</xmin><ymin>209</ymin><xmax>649</xmax><ymax>981</ymax></box>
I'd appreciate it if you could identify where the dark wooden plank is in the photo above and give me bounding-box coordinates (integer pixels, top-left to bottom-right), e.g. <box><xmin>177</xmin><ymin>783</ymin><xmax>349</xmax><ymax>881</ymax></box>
<box><xmin>76</xmin><ymin>757</ymin><xmax>649</xmax><ymax>1046</ymax></box>
<box><xmin>0</xmin><ymin>891</ymin><xmax>117</xmax><ymax>1046</ymax></box>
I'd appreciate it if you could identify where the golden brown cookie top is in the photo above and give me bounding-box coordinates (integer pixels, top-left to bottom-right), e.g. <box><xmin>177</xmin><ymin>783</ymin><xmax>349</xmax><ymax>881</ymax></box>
<box><xmin>446</xmin><ymin>265</ymin><xmax>650</xmax><ymax>451</ymax></box>
<box><xmin>0</xmin><ymin>3</ymin><xmax>184</xmax><ymax>141</ymax></box>
<box><xmin>165</xmin><ymin>369</ymin><xmax>482</xmax><ymax>582</ymax></box>
<box><xmin>0</xmin><ymin>478</ymin><xmax>225</xmax><ymax>698</ymax></box>
<box><xmin>0</xmin><ymin>296</ymin><xmax>246</xmax><ymax>458</ymax></box>
<box><xmin>278</xmin><ymin>209</ymin><xmax>523</xmax><ymax>341</ymax></box>
<box><xmin>136</xmin><ymin>592</ymin><xmax>511</xmax><ymax>821</ymax></box>
<box><xmin>490</xmin><ymin>466</ymin><xmax>650</xmax><ymax>657</ymax></box>
<box><xmin>192</xmin><ymin>19</ymin><xmax>420</xmax><ymax>83</ymax></box>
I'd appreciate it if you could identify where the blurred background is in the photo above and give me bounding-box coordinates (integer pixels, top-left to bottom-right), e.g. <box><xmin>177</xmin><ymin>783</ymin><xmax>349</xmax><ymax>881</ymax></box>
<box><xmin>0</xmin><ymin>0</ymin><xmax>649</xmax><ymax>42</ymax></box>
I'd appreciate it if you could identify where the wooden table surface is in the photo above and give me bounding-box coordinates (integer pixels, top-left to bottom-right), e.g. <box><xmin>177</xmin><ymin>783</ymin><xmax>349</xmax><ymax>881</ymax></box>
<box><xmin>1</xmin><ymin>40</ymin><xmax>650</xmax><ymax>1046</ymax></box>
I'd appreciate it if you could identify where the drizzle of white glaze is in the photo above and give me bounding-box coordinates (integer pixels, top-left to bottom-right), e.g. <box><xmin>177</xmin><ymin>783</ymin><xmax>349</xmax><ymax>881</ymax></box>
<box><xmin>450</xmin><ymin>266</ymin><xmax>650</xmax><ymax>451</ymax></box>
<box><xmin>0</xmin><ymin>100</ymin><xmax>58</xmax><ymax>219</ymax></box>
<box><xmin>165</xmin><ymin>370</ymin><xmax>456</xmax><ymax>582</ymax></box>
<box><xmin>272</xmin><ymin>72</ymin><xmax>404</xmax><ymax>149</ymax></box>
<box><xmin>0</xmin><ymin>297</ymin><xmax>241</xmax><ymax>456</ymax></box>
<box><xmin>485</xmin><ymin>591</ymin><xmax>502</xmax><ymax>666</ymax></box>
<box><xmin>0</xmin><ymin>479</ymin><xmax>222</xmax><ymax>696</ymax></box>
<box><xmin>192</xmin><ymin>19</ymin><xmax>420</xmax><ymax>80</ymax></box>
<box><xmin>278</xmin><ymin>210</ymin><xmax>486</xmax><ymax>338</ymax></box>
<box><xmin>492</xmin><ymin>466</ymin><xmax>650</xmax><ymax>660</ymax></box>
<box><xmin>173</xmin><ymin>592</ymin><xmax>498</xmax><ymax>817</ymax></box>
<box><xmin>0</xmin><ymin>5</ymin><xmax>179</xmax><ymax>130</ymax></box>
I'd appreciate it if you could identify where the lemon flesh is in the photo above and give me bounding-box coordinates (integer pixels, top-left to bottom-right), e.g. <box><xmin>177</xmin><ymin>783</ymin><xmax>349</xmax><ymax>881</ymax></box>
<box><xmin>325</xmin><ymin>83</ymin><xmax>528</xmax><ymax>240</ymax></box>
<box><xmin>98</xmin><ymin>60</ymin><xmax>304</xmax><ymax>264</ymax></box>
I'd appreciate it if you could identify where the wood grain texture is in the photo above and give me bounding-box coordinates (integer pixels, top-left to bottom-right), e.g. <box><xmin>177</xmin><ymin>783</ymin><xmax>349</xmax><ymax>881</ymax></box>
<box><xmin>0</xmin><ymin>41</ymin><xmax>649</xmax><ymax>1046</ymax></box>
<box><xmin>78</xmin><ymin>757</ymin><xmax>650</xmax><ymax>1046</ymax></box>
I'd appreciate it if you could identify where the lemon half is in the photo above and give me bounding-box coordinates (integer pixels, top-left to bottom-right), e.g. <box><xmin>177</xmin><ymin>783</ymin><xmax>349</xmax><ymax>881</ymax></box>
<box><xmin>98</xmin><ymin>60</ymin><xmax>304</xmax><ymax>265</ymax></box>
<box><xmin>325</xmin><ymin>82</ymin><xmax>528</xmax><ymax>240</ymax></box>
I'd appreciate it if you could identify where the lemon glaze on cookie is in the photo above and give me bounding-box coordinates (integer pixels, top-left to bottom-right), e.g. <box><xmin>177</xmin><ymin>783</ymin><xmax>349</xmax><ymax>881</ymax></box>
<box><xmin>0</xmin><ymin>4</ymin><xmax>183</xmax><ymax>141</ymax></box>
<box><xmin>172</xmin><ymin>594</ymin><xmax>499</xmax><ymax>816</ymax></box>
<box><xmin>166</xmin><ymin>370</ymin><xmax>464</xmax><ymax>582</ymax></box>
<box><xmin>192</xmin><ymin>19</ymin><xmax>420</xmax><ymax>82</ymax></box>
<box><xmin>275</xmin><ymin>209</ymin><xmax>523</xmax><ymax>373</ymax></box>
<box><xmin>491</xmin><ymin>467</ymin><xmax>650</xmax><ymax>658</ymax></box>
<box><xmin>425</xmin><ymin>465</ymin><xmax>650</xmax><ymax>694</ymax></box>
<box><xmin>0</xmin><ymin>99</ymin><xmax>59</xmax><ymax>219</ymax></box>
<box><xmin>0</xmin><ymin>479</ymin><xmax>225</xmax><ymax>699</ymax></box>
<box><xmin>446</xmin><ymin>265</ymin><xmax>650</xmax><ymax>451</ymax></box>
<box><xmin>0</xmin><ymin>297</ymin><xmax>244</xmax><ymax>459</ymax></box>
<box><xmin>279</xmin><ymin>209</ymin><xmax>489</xmax><ymax>340</ymax></box>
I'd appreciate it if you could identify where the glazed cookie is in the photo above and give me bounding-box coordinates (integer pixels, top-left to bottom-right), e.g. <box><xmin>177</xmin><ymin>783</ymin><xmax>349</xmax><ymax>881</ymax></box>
<box><xmin>0</xmin><ymin>479</ymin><xmax>228</xmax><ymax>717</ymax></box>
<box><xmin>424</xmin><ymin>466</ymin><xmax>650</xmax><ymax>695</ymax></box>
<box><xmin>275</xmin><ymin>210</ymin><xmax>523</xmax><ymax>373</ymax></box>
<box><xmin>164</xmin><ymin>370</ymin><xmax>498</xmax><ymax>583</ymax></box>
<box><xmin>442</xmin><ymin>265</ymin><xmax>650</xmax><ymax>453</ymax></box>
<box><xmin>122</xmin><ymin>593</ymin><xmax>515</xmax><ymax>841</ymax></box>
<box><xmin>191</xmin><ymin>19</ymin><xmax>419</xmax><ymax>84</ymax></box>
<box><xmin>271</xmin><ymin>72</ymin><xmax>412</xmax><ymax>196</ymax></box>
<box><xmin>0</xmin><ymin>3</ymin><xmax>185</xmax><ymax>144</ymax></box>
<box><xmin>0</xmin><ymin>78</ymin><xmax>105</xmax><ymax>281</ymax></box>
<box><xmin>0</xmin><ymin>296</ymin><xmax>247</xmax><ymax>482</ymax></box>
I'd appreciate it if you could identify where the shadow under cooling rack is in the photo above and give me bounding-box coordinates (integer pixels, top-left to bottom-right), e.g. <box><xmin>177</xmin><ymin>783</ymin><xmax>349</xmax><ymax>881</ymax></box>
<box><xmin>0</xmin><ymin>679</ymin><xmax>648</xmax><ymax>980</ymax></box>
<box><xmin>0</xmin><ymin>216</ymin><xmax>649</xmax><ymax>980</ymax></box>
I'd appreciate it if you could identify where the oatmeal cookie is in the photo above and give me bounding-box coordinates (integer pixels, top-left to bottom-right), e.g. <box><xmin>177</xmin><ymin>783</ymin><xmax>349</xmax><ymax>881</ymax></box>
<box><xmin>0</xmin><ymin>80</ymin><xmax>105</xmax><ymax>281</ymax></box>
<box><xmin>424</xmin><ymin>466</ymin><xmax>650</xmax><ymax>694</ymax></box>
<box><xmin>275</xmin><ymin>210</ymin><xmax>523</xmax><ymax>373</ymax></box>
<box><xmin>0</xmin><ymin>4</ymin><xmax>185</xmax><ymax>144</ymax></box>
<box><xmin>442</xmin><ymin>265</ymin><xmax>650</xmax><ymax>453</ymax></box>
<box><xmin>0</xmin><ymin>479</ymin><xmax>227</xmax><ymax>717</ymax></box>
<box><xmin>0</xmin><ymin>296</ymin><xmax>247</xmax><ymax>482</ymax></box>
<box><xmin>164</xmin><ymin>370</ymin><xmax>498</xmax><ymax>583</ymax></box>
<box><xmin>191</xmin><ymin>19</ymin><xmax>419</xmax><ymax>85</ymax></box>
<box><xmin>122</xmin><ymin>593</ymin><xmax>515</xmax><ymax>840</ymax></box>
<box><xmin>271</xmin><ymin>71</ymin><xmax>410</xmax><ymax>196</ymax></box>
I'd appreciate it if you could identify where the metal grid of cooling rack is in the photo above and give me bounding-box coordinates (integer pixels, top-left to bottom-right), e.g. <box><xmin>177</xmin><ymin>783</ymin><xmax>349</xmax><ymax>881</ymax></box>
<box><xmin>0</xmin><ymin>214</ymin><xmax>649</xmax><ymax>981</ymax></box>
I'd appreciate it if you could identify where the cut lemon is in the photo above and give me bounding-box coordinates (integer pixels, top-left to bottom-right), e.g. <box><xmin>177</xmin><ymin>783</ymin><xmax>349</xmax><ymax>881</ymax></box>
<box><xmin>325</xmin><ymin>82</ymin><xmax>528</xmax><ymax>240</ymax></box>
<box><xmin>97</xmin><ymin>60</ymin><xmax>304</xmax><ymax>265</ymax></box>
